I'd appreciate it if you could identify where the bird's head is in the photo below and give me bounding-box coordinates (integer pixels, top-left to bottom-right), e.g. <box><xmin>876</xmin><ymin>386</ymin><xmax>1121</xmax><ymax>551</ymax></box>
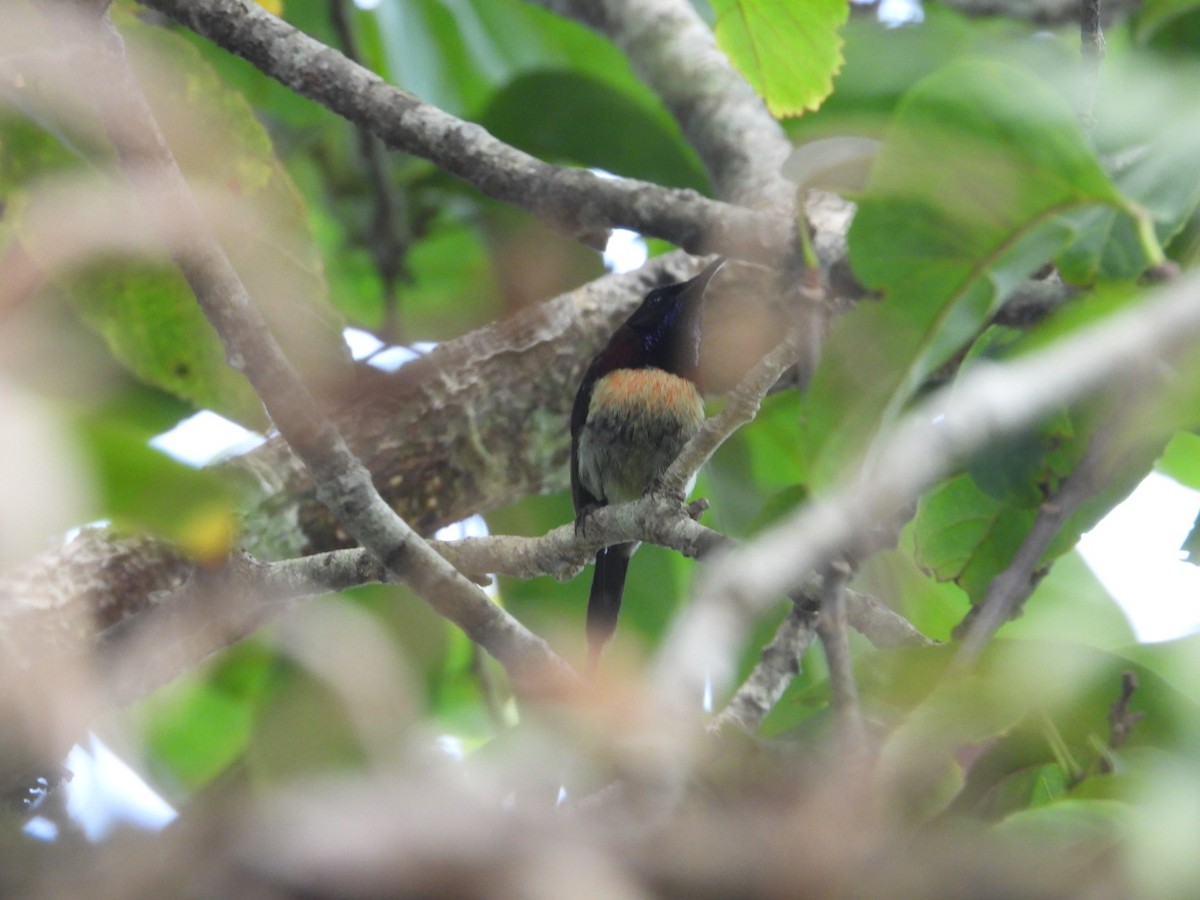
<box><xmin>625</xmin><ymin>258</ymin><xmax>724</xmax><ymax>373</ymax></box>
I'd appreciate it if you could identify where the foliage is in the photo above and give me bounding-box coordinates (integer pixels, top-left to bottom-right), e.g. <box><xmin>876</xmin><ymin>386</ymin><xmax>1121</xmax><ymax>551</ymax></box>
<box><xmin>4</xmin><ymin>0</ymin><xmax>1200</xmax><ymax>894</ymax></box>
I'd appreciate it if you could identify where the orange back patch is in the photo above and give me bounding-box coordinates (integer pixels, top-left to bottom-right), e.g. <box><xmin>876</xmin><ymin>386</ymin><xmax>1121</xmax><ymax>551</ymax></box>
<box><xmin>590</xmin><ymin>368</ymin><xmax>703</xmax><ymax>420</ymax></box>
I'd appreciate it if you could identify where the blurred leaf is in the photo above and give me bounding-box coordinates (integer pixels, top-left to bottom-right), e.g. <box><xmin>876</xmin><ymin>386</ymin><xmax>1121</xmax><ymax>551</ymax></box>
<box><xmin>373</xmin><ymin>0</ymin><xmax>668</xmax><ymax>119</ymax></box>
<box><xmin>1132</xmin><ymin>0</ymin><xmax>1200</xmax><ymax>47</ymax></box>
<box><xmin>858</xmin><ymin>547</ymin><xmax>970</xmax><ymax>643</ymax></box>
<box><xmin>1058</xmin><ymin>123</ymin><xmax>1200</xmax><ymax>283</ymax></box>
<box><xmin>0</xmin><ymin>114</ymin><xmax>84</xmax><ymax>194</ymax></box>
<box><xmin>139</xmin><ymin>641</ymin><xmax>276</xmax><ymax>794</ymax></box>
<box><xmin>712</xmin><ymin>0</ymin><xmax>849</xmax><ymax>117</ymax></box>
<box><xmin>992</xmin><ymin>797</ymin><xmax>1132</xmax><ymax>843</ymax></box>
<box><xmin>806</xmin><ymin>60</ymin><xmax>1127</xmax><ymax>486</ymax></box>
<box><xmin>73</xmin><ymin>400</ymin><xmax>238</xmax><ymax>551</ymax></box>
<box><xmin>785</xmin><ymin>9</ymin><xmax>975</xmax><ymax>143</ymax></box>
<box><xmin>89</xmin><ymin>14</ymin><xmax>346</xmax><ymax>423</ymax></box>
<box><xmin>967</xmin><ymin>411</ymin><xmax>1079</xmax><ymax>508</ymax></box>
<box><xmin>1156</xmin><ymin>431</ymin><xmax>1200</xmax><ymax>490</ymax></box>
<box><xmin>8</xmin><ymin>13</ymin><xmax>346</xmax><ymax>428</ymax></box>
<box><xmin>245</xmin><ymin>662</ymin><xmax>368</xmax><ymax>783</ymax></box>
<box><xmin>867</xmin><ymin>640</ymin><xmax>1200</xmax><ymax>824</ymax></box>
<box><xmin>745</xmin><ymin>484</ymin><xmax>810</xmax><ymax>534</ymax></box>
<box><xmin>1001</xmin><ymin>551</ymin><xmax>1136</xmax><ymax>650</ymax></box>
<box><xmin>1123</xmin><ymin>634</ymin><xmax>1200</xmax><ymax>708</ymax></box>
<box><xmin>478</xmin><ymin>70</ymin><xmax>708</xmax><ymax>191</ymax></box>
<box><xmin>706</xmin><ymin>390</ymin><xmax>806</xmax><ymax>536</ymax></box>
<box><xmin>70</xmin><ymin>263</ymin><xmax>266</xmax><ymax>427</ymax></box>
<box><xmin>391</xmin><ymin>210</ymin><xmax>498</xmax><ymax>338</ymax></box>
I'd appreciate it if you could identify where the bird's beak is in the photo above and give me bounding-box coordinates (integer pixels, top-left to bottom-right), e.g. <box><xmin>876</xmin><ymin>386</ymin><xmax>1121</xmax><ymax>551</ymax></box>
<box><xmin>683</xmin><ymin>257</ymin><xmax>725</xmax><ymax>296</ymax></box>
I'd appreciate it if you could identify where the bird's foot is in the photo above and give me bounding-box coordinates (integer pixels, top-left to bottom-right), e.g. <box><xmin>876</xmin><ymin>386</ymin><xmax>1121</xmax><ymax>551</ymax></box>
<box><xmin>574</xmin><ymin>501</ymin><xmax>603</xmax><ymax>537</ymax></box>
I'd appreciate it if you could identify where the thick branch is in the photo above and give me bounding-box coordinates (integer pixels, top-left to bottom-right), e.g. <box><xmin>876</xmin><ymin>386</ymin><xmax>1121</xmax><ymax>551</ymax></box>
<box><xmin>135</xmin><ymin>0</ymin><xmax>792</xmax><ymax>263</ymax></box>
<box><xmin>75</xmin><ymin>489</ymin><xmax>930</xmax><ymax>707</ymax></box>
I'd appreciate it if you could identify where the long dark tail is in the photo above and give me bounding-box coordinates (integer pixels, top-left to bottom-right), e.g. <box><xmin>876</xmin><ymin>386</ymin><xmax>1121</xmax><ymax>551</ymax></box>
<box><xmin>586</xmin><ymin>542</ymin><xmax>635</xmax><ymax>674</ymax></box>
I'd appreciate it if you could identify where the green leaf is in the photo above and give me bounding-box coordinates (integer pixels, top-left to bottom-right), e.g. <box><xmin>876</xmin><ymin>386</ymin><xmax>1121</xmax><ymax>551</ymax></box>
<box><xmin>911</xmin><ymin>474</ymin><xmax>1039</xmax><ymax>603</ymax></box>
<box><xmin>1132</xmin><ymin>0</ymin><xmax>1200</xmax><ymax>46</ymax></box>
<box><xmin>1001</xmin><ymin>551</ymin><xmax>1136</xmax><ymax>650</ymax></box>
<box><xmin>1058</xmin><ymin>126</ymin><xmax>1200</xmax><ymax>283</ymax></box>
<box><xmin>712</xmin><ymin>0</ymin><xmax>849</xmax><ymax>118</ymax></box>
<box><xmin>70</xmin><ymin>263</ymin><xmax>265</xmax><ymax>427</ymax></box>
<box><xmin>868</xmin><ymin>640</ymin><xmax>1200</xmax><ymax>823</ymax></box>
<box><xmin>478</xmin><ymin>71</ymin><xmax>708</xmax><ymax>191</ymax></box>
<box><xmin>1123</xmin><ymin>633</ymin><xmax>1200</xmax><ymax>708</ymax></box>
<box><xmin>138</xmin><ymin>642</ymin><xmax>276</xmax><ymax>794</ymax></box>
<box><xmin>1156</xmin><ymin>431</ymin><xmax>1200</xmax><ymax>490</ymax></box>
<box><xmin>73</xmin><ymin>397</ymin><xmax>238</xmax><ymax>555</ymax></box>
<box><xmin>859</xmin><ymin>548</ymin><xmax>970</xmax><ymax>643</ymax></box>
<box><xmin>993</xmin><ymin>798</ymin><xmax>1132</xmax><ymax>843</ymax></box>
<box><xmin>805</xmin><ymin>60</ymin><xmax>1128</xmax><ymax>487</ymax></box>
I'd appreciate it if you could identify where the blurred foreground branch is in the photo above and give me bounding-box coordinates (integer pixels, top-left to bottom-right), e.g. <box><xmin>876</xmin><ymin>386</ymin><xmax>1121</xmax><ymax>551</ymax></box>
<box><xmin>656</xmin><ymin>267</ymin><xmax>1200</xmax><ymax>708</ymax></box>
<box><xmin>63</xmin><ymin>4</ymin><xmax>572</xmax><ymax>691</ymax></box>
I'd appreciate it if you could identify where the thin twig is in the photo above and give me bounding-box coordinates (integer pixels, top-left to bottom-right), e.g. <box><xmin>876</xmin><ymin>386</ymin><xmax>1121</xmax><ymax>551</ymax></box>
<box><xmin>83</xmin><ymin>493</ymin><xmax>931</xmax><ymax>708</ymax></box>
<box><xmin>1100</xmin><ymin>670</ymin><xmax>1143</xmax><ymax>773</ymax></box>
<box><xmin>328</xmin><ymin>0</ymin><xmax>410</xmax><ymax>339</ymax></box>
<box><xmin>815</xmin><ymin>563</ymin><xmax>864</xmax><ymax>746</ymax></box>
<box><xmin>1079</xmin><ymin>0</ymin><xmax>1105</xmax><ymax>133</ymax></box>
<box><xmin>952</xmin><ymin>432</ymin><xmax>1111</xmax><ymax>668</ymax></box>
<box><xmin>710</xmin><ymin>593</ymin><xmax>820</xmax><ymax>734</ymax></box>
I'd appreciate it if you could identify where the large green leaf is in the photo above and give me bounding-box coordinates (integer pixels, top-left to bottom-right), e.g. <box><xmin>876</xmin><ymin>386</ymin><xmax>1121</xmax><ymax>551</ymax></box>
<box><xmin>478</xmin><ymin>71</ymin><xmax>708</xmax><ymax>191</ymax></box>
<box><xmin>69</xmin><ymin>264</ymin><xmax>265</xmax><ymax>427</ymax></box>
<box><xmin>712</xmin><ymin>0</ymin><xmax>849</xmax><ymax>118</ymax></box>
<box><xmin>372</xmin><ymin>0</ymin><xmax>679</xmax><ymax>119</ymax></box>
<box><xmin>804</xmin><ymin>60</ymin><xmax>1129</xmax><ymax>487</ymax></box>
<box><xmin>1057</xmin><ymin>124</ymin><xmax>1200</xmax><ymax>283</ymax></box>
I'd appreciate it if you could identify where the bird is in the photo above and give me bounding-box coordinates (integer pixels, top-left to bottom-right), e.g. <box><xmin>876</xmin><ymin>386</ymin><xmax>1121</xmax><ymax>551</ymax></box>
<box><xmin>571</xmin><ymin>258</ymin><xmax>724</xmax><ymax>673</ymax></box>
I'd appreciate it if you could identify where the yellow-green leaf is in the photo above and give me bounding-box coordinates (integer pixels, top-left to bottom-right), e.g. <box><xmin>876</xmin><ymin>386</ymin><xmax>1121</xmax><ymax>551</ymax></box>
<box><xmin>712</xmin><ymin>0</ymin><xmax>849</xmax><ymax>118</ymax></box>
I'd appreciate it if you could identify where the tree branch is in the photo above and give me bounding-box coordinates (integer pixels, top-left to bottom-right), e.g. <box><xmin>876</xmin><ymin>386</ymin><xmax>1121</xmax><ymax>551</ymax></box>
<box><xmin>68</xmin><ymin>486</ymin><xmax>930</xmax><ymax>709</ymax></box>
<box><xmin>135</xmin><ymin>0</ymin><xmax>792</xmax><ymax>264</ymax></box>
<box><xmin>816</xmin><ymin>562</ymin><xmax>864</xmax><ymax>745</ymax></box>
<box><xmin>710</xmin><ymin>597</ymin><xmax>819</xmax><ymax>734</ymax></box>
<box><xmin>526</xmin><ymin>0</ymin><xmax>795</xmax><ymax>213</ymax></box>
<box><xmin>67</xmin><ymin>5</ymin><xmax>571</xmax><ymax>691</ymax></box>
